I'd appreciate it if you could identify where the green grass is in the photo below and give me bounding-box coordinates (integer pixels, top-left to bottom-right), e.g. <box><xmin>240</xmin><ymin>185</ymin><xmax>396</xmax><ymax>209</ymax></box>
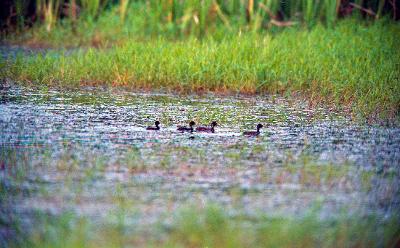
<box><xmin>5</xmin><ymin>204</ymin><xmax>400</xmax><ymax>248</ymax></box>
<box><xmin>2</xmin><ymin>19</ymin><xmax>399</xmax><ymax>121</ymax></box>
<box><xmin>3</xmin><ymin>2</ymin><xmax>399</xmax><ymax>122</ymax></box>
<box><xmin>167</xmin><ymin>205</ymin><xmax>400</xmax><ymax>248</ymax></box>
<box><xmin>7</xmin><ymin>0</ymin><xmax>395</xmax><ymax>44</ymax></box>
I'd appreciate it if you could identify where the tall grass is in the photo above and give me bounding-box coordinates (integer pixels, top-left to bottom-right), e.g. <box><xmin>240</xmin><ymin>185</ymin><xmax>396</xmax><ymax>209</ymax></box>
<box><xmin>118</xmin><ymin>0</ymin><xmax>129</xmax><ymax>23</ymax></box>
<box><xmin>5</xmin><ymin>0</ymin><xmax>398</xmax><ymax>46</ymax></box>
<box><xmin>79</xmin><ymin>0</ymin><xmax>111</xmax><ymax>18</ymax></box>
<box><xmin>15</xmin><ymin>0</ymin><xmax>28</xmax><ymax>30</ymax></box>
<box><xmin>7</xmin><ymin>0</ymin><xmax>398</xmax><ymax>35</ymax></box>
<box><xmin>36</xmin><ymin>0</ymin><xmax>61</xmax><ymax>32</ymax></box>
<box><xmin>2</xmin><ymin>1</ymin><xmax>399</xmax><ymax>122</ymax></box>
<box><xmin>3</xmin><ymin>20</ymin><xmax>399</xmax><ymax>121</ymax></box>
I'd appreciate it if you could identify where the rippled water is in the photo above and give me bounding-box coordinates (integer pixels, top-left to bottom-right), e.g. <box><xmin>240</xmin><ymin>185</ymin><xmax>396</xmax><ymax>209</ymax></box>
<box><xmin>1</xmin><ymin>82</ymin><xmax>399</xmax><ymax>231</ymax></box>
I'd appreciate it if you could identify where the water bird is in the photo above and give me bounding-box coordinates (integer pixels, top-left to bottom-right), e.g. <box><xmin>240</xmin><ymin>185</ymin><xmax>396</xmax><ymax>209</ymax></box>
<box><xmin>146</xmin><ymin>121</ymin><xmax>160</xmax><ymax>130</ymax></box>
<box><xmin>177</xmin><ymin>121</ymin><xmax>195</xmax><ymax>132</ymax></box>
<box><xmin>243</xmin><ymin>124</ymin><xmax>263</xmax><ymax>136</ymax></box>
<box><xmin>196</xmin><ymin>121</ymin><xmax>218</xmax><ymax>133</ymax></box>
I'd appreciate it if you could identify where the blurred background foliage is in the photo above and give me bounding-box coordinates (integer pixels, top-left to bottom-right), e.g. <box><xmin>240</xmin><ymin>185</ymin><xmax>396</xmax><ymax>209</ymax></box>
<box><xmin>1</xmin><ymin>0</ymin><xmax>398</xmax><ymax>36</ymax></box>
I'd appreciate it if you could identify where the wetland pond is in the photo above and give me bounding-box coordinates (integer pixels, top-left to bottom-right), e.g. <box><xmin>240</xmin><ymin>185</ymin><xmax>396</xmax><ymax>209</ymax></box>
<box><xmin>1</xmin><ymin>82</ymin><xmax>399</xmax><ymax>243</ymax></box>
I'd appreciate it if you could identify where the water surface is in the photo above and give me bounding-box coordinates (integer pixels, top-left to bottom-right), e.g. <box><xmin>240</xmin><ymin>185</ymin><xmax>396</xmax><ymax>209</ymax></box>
<box><xmin>1</xmin><ymin>82</ymin><xmax>399</xmax><ymax>232</ymax></box>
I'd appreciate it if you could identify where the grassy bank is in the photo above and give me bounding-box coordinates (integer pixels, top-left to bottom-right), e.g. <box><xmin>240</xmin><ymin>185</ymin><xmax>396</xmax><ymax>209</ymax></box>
<box><xmin>2</xmin><ymin>20</ymin><xmax>399</xmax><ymax>121</ymax></box>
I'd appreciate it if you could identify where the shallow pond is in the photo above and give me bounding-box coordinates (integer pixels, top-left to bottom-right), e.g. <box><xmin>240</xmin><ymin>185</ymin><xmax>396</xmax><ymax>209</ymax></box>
<box><xmin>0</xmin><ymin>82</ymin><xmax>399</xmax><ymax>236</ymax></box>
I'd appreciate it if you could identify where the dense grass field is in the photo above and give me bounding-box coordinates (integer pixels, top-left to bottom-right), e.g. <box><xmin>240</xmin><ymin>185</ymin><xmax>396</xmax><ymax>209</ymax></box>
<box><xmin>2</xmin><ymin>20</ymin><xmax>399</xmax><ymax>122</ymax></box>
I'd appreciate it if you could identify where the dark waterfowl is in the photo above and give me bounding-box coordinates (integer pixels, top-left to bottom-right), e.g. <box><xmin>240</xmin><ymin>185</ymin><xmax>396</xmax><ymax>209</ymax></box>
<box><xmin>146</xmin><ymin>121</ymin><xmax>160</xmax><ymax>130</ymax></box>
<box><xmin>196</xmin><ymin>121</ymin><xmax>218</xmax><ymax>133</ymax></box>
<box><xmin>243</xmin><ymin>124</ymin><xmax>263</xmax><ymax>136</ymax></box>
<box><xmin>177</xmin><ymin>121</ymin><xmax>195</xmax><ymax>132</ymax></box>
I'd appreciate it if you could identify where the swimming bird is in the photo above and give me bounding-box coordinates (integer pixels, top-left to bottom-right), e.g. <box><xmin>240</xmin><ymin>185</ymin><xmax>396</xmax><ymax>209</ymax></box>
<box><xmin>177</xmin><ymin>121</ymin><xmax>195</xmax><ymax>132</ymax></box>
<box><xmin>243</xmin><ymin>124</ymin><xmax>263</xmax><ymax>136</ymax></box>
<box><xmin>146</xmin><ymin>121</ymin><xmax>160</xmax><ymax>130</ymax></box>
<box><xmin>196</xmin><ymin>121</ymin><xmax>218</xmax><ymax>133</ymax></box>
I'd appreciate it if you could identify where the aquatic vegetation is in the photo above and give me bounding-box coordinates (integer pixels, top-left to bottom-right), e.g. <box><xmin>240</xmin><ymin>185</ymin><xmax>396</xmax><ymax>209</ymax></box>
<box><xmin>168</xmin><ymin>204</ymin><xmax>400</xmax><ymax>248</ymax></box>
<box><xmin>2</xmin><ymin>2</ymin><xmax>398</xmax><ymax>123</ymax></box>
<box><xmin>4</xmin><ymin>203</ymin><xmax>399</xmax><ymax>248</ymax></box>
<box><xmin>3</xmin><ymin>20</ymin><xmax>399</xmax><ymax>121</ymax></box>
<box><xmin>4</xmin><ymin>0</ymin><xmax>397</xmax><ymax>45</ymax></box>
<box><xmin>281</xmin><ymin>155</ymin><xmax>354</xmax><ymax>187</ymax></box>
<box><xmin>1</xmin><ymin>86</ymin><xmax>399</xmax><ymax>247</ymax></box>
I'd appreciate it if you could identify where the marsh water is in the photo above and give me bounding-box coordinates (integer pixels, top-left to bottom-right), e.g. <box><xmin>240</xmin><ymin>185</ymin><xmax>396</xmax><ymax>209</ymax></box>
<box><xmin>1</xmin><ymin>82</ymin><xmax>399</xmax><ymax>239</ymax></box>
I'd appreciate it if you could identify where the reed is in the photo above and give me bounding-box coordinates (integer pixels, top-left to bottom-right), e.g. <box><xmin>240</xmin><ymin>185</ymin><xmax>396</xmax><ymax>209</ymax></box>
<box><xmin>8</xmin><ymin>0</ymin><xmax>397</xmax><ymax>35</ymax></box>
<box><xmin>15</xmin><ymin>0</ymin><xmax>26</xmax><ymax>31</ymax></box>
<box><xmin>324</xmin><ymin>0</ymin><xmax>339</xmax><ymax>28</ymax></box>
<box><xmin>79</xmin><ymin>0</ymin><xmax>109</xmax><ymax>18</ymax></box>
<box><xmin>119</xmin><ymin>0</ymin><xmax>129</xmax><ymax>22</ymax></box>
<box><xmin>34</xmin><ymin>0</ymin><xmax>63</xmax><ymax>32</ymax></box>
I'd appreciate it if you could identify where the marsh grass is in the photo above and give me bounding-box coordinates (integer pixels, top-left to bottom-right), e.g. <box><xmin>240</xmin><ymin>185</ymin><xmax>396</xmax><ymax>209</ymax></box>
<box><xmin>3</xmin><ymin>19</ymin><xmax>399</xmax><ymax>121</ymax></box>
<box><xmin>169</xmin><ymin>204</ymin><xmax>400</xmax><ymax>248</ymax></box>
<box><xmin>4</xmin><ymin>1</ymin><xmax>397</xmax><ymax>53</ymax></box>
<box><xmin>5</xmin><ymin>204</ymin><xmax>400</xmax><ymax>248</ymax></box>
<box><xmin>281</xmin><ymin>155</ymin><xmax>354</xmax><ymax>187</ymax></box>
<box><xmin>8</xmin><ymin>0</ymin><xmax>396</xmax><ymax>41</ymax></box>
<box><xmin>4</xmin><ymin>2</ymin><xmax>399</xmax><ymax>122</ymax></box>
<box><xmin>1</xmin><ymin>143</ymin><xmax>399</xmax><ymax>247</ymax></box>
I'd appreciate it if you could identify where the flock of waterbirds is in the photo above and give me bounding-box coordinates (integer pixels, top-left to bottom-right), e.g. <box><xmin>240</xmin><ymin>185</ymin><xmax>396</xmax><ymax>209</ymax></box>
<box><xmin>146</xmin><ymin>121</ymin><xmax>264</xmax><ymax>136</ymax></box>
